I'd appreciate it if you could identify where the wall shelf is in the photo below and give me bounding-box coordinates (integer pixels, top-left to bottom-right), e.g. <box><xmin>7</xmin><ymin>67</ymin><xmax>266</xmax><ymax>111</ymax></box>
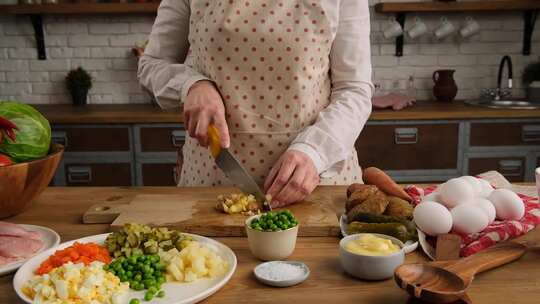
<box><xmin>0</xmin><ymin>3</ymin><xmax>159</xmax><ymax>60</ymax></box>
<box><xmin>0</xmin><ymin>3</ymin><xmax>159</xmax><ymax>15</ymax></box>
<box><xmin>374</xmin><ymin>0</ymin><xmax>540</xmax><ymax>57</ymax></box>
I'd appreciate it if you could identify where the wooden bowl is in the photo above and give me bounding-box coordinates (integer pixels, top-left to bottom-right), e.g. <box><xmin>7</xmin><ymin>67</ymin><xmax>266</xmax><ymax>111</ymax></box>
<box><xmin>0</xmin><ymin>144</ymin><xmax>64</xmax><ymax>219</ymax></box>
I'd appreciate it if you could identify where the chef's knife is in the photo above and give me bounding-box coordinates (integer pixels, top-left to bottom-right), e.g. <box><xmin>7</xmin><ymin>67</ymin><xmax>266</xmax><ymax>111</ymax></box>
<box><xmin>207</xmin><ymin>124</ymin><xmax>271</xmax><ymax>212</ymax></box>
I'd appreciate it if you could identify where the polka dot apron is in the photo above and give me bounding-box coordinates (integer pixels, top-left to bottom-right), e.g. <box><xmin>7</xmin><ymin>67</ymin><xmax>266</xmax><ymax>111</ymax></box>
<box><xmin>178</xmin><ymin>0</ymin><xmax>362</xmax><ymax>187</ymax></box>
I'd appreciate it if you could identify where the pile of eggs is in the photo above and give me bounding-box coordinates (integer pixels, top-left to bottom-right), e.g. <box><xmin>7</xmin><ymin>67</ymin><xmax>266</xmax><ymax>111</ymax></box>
<box><xmin>414</xmin><ymin>176</ymin><xmax>525</xmax><ymax>236</ymax></box>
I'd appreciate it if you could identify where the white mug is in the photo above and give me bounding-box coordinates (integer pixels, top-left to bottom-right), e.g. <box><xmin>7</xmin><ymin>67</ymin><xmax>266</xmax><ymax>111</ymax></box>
<box><xmin>407</xmin><ymin>17</ymin><xmax>428</xmax><ymax>39</ymax></box>
<box><xmin>460</xmin><ymin>16</ymin><xmax>481</xmax><ymax>38</ymax></box>
<box><xmin>434</xmin><ymin>17</ymin><xmax>456</xmax><ymax>39</ymax></box>
<box><xmin>383</xmin><ymin>17</ymin><xmax>404</xmax><ymax>39</ymax></box>
<box><xmin>536</xmin><ymin>167</ymin><xmax>540</xmax><ymax>198</ymax></box>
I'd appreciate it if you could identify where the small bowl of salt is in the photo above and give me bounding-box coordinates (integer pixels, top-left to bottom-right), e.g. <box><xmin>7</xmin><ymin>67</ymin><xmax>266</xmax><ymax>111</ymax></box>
<box><xmin>254</xmin><ymin>261</ymin><xmax>310</xmax><ymax>287</ymax></box>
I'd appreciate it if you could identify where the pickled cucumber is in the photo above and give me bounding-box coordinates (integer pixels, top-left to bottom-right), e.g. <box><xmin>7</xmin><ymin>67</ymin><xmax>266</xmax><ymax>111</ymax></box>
<box><xmin>105</xmin><ymin>223</ymin><xmax>193</xmax><ymax>258</ymax></box>
<box><xmin>347</xmin><ymin>212</ymin><xmax>416</xmax><ymax>234</ymax></box>
<box><xmin>346</xmin><ymin>222</ymin><xmax>415</xmax><ymax>243</ymax></box>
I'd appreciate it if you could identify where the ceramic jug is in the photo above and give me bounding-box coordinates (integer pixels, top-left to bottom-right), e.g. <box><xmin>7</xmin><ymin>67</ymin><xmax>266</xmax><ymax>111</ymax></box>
<box><xmin>433</xmin><ymin>69</ymin><xmax>458</xmax><ymax>102</ymax></box>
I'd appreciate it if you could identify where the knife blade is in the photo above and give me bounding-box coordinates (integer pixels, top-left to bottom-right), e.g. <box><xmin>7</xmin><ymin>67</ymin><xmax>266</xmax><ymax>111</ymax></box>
<box><xmin>208</xmin><ymin>125</ymin><xmax>271</xmax><ymax>212</ymax></box>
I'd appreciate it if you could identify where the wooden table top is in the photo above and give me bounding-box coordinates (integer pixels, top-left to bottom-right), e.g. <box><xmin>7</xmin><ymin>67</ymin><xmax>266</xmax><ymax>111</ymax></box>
<box><xmin>2</xmin><ymin>186</ymin><xmax>540</xmax><ymax>304</ymax></box>
<box><xmin>35</xmin><ymin>100</ymin><xmax>540</xmax><ymax>124</ymax></box>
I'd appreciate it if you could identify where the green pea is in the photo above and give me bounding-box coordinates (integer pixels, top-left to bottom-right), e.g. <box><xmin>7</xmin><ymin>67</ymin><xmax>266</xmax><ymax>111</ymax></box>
<box><xmin>129</xmin><ymin>299</ymin><xmax>141</xmax><ymax>304</ymax></box>
<box><xmin>148</xmin><ymin>286</ymin><xmax>158</xmax><ymax>294</ymax></box>
<box><xmin>134</xmin><ymin>273</ymin><xmax>142</xmax><ymax>281</ymax></box>
<box><xmin>144</xmin><ymin>291</ymin><xmax>154</xmax><ymax>301</ymax></box>
<box><xmin>157</xmin><ymin>290</ymin><xmax>166</xmax><ymax>298</ymax></box>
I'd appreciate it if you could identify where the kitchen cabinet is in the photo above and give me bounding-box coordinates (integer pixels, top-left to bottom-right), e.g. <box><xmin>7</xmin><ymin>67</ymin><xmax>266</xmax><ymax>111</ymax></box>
<box><xmin>64</xmin><ymin>163</ymin><xmax>132</xmax><ymax>186</ymax></box>
<box><xmin>43</xmin><ymin>103</ymin><xmax>540</xmax><ymax>185</ymax></box>
<box><xmin>467</xmin><ymin>157</ymin><xmax>525</xmax><ymax>182</ymax></box>
<box><xmin>52</xmin><ymin>126</ymin><xmax>130</xmax><ymax>152</ymax></box>
<box><xmin>141</xmin><ymin>163</ymin><xmax>178</xmax><ymax>186</ymax></box>
<box><xmin>356</xmin><ymin>123</ymin><xmax>459</xmax><ymax>170</ymax></box>
<box><xmin>470</xmin><ymin>122</ymin><xmax>540</xmax><ymax>146</ymax></box>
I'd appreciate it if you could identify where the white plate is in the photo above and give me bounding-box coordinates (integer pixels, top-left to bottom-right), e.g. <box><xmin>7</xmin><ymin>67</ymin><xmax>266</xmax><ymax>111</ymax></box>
<box><xmin>13</xmin><ymin>233</ymin><xmax>237</xmax><ymax>304</ymax></box>
<box><xmin>339</xmin><ymin>215</ymin><xmax>418</xmax><ymax>254</ymax></box>
<box><xmin>254</xmin><ymin>261</ymin><xmax>309</xmax><ymax>287</ymax></box>
<box><xmin>0</xmin><ymin>224</ymin><xmax>60</xmax><ymax>276</ymax></box>
<box><xmin>417</xmin><ymin>229</ymin><xmax>436</xmax><ymax>260</ymax></box>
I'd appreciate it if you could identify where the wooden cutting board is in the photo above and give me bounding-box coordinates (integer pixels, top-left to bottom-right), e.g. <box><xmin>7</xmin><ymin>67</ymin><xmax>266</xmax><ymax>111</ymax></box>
<box><xmin>83</xmin><ymin>194</ymin><xmax>340</xmax><ymax>237</ymax></box>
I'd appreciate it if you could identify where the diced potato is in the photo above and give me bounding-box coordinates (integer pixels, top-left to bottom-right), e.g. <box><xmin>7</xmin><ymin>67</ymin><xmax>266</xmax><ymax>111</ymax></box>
<box><xmin>158</xmin><ymin>242</ymin><xmax>228</xmax><ymax>283</ymax></box>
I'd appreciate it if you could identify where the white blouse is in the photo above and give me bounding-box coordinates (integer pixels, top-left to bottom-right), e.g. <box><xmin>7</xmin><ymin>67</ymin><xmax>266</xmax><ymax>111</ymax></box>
<box><xmin>138</xmin><ymin>0</ymin><xmax>373</xmax><ymax>176</ymax></box>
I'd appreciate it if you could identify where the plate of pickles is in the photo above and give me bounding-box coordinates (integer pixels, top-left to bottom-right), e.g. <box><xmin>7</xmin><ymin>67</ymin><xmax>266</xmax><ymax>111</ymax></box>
<box><xmin>341</xmin><ymin>183</ymin><xmax>418</xmax><ymax>254</ymax></box>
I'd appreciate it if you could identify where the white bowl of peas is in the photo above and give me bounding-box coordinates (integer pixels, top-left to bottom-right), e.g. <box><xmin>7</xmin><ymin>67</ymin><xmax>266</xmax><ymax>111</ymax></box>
<box><xmin>245</xmin><ymin>210</ymin><xmax>299</xmax><ymax>261</ymax></box>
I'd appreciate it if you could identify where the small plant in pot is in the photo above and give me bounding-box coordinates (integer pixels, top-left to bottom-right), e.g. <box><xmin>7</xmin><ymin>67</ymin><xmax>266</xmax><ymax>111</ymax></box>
<box><xmin>522</xmin><ymin>61</ymin><xmax>540</xmax><ymax>103</ymax></box>
<box><xmin>66</xmin><ymin>67</ymin><xmax>92</xmax><ymax>106</ymax></box>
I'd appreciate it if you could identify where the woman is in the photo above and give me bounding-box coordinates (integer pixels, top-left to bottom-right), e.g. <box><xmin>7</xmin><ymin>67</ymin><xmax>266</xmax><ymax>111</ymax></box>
<box><xmin>138</xmin><ymin>0</ymin><xmax>373</xmax><ymax>207</ymax></box>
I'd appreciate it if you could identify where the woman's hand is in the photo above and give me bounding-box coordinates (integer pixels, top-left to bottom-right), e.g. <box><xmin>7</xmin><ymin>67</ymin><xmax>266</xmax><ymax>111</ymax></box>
<box><xmin>264</xmin><ymin>150</ymin><xmax>320</xmax><ymax>208</ymax></box>
<box><xmin>184</xmin><ymin>80</ymin><xmax>230</xmax><ymax>148</ymax></box>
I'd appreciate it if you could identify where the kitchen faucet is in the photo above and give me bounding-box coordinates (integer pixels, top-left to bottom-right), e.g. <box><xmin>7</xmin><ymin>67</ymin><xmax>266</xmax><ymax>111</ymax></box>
<box><xmin>495</xmin><ymin>55</ymin><xmax>513</xmax><ymax>100</ymax></box>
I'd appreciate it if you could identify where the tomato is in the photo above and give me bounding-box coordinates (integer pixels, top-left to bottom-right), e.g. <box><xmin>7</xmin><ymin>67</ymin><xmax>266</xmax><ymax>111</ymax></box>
<box><xmin>0</xmin><ymin>154</ymin><xmax>13</xmax><ymax>166</ymax></box>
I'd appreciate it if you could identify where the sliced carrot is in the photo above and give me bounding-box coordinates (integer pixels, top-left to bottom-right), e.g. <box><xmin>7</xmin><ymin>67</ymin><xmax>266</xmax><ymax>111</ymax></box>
<box><xmin>36</xmin><ymin>242</ymin><xmax>111</xmax><ymax>275</ymax></box>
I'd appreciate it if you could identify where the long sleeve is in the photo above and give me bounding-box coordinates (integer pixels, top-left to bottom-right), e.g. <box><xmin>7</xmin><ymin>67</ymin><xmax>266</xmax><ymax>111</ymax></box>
<box><xmin>137</xmin><ymin>0</ymin><xmax>209</xmax><ymax>109</ymax></box>
<box><xmin>289</xmin><ymin>0</ymin><xmax>373</xmax><ymax>175</ymax></box>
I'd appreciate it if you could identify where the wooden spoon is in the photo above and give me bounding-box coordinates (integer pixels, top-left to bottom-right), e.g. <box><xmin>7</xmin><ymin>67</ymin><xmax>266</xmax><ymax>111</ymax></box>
<box><xmin>394</xmin><ymin>242</ymin><xmax>527</xmax><ymax>303</ymax></box>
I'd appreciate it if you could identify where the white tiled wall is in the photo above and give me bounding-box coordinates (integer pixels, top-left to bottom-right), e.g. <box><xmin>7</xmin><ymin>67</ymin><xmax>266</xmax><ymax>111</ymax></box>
<box><xmin>0</xmin><ymin>2</ymin><xmax>539</xmax><ymax>104</ymax></box>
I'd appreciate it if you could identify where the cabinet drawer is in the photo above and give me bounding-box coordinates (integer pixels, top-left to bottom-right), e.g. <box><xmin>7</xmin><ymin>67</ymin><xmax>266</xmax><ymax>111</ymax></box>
<box><xmin>470</xmin><ymin>122</ymin><xmax>540</xmax><ymax>146</ymax></box>
<box><xmin>468</xmin><ymin>157</ymin><xmax>525</xmax><ymax>182</ymax></box>
<box><xmin>65</xmin><ymin>163</ymin><xmax>132</xmax><ymax>186</ymax></box>
<box><xmin>141</xmin><ymin>163</ymin><xmax>178</xmax><ymax>186</ymax></box>
<box><xmin>140</xmin><ymin>127</ymin><xmax>185</xmax><ymax>152</ymax></box>
<box><xmin>356</xmin><ymin>124</ymin><xmax>459</xmax><ymax>170</ymax></box>
<box><xmin>52</xmin><ymin>127</ymin><xmax>130</xmax><ymax>152</ymax></box>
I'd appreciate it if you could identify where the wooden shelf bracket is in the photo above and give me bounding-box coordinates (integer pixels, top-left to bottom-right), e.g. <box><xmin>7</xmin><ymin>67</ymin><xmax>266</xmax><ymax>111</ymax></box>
<box><xmin>523</xmin><ymin>10</ymin><xmax>538</xmax><ymax>55</ymax></box>
<box><xmin>30</xmin><ymin>15</ymin><xmax>46</xmax><ymax>60</ymax></box>
<box><xmin>395</xmin><ymin>13</ymin><xmax>406</xmax><ymax>57</ymax></box>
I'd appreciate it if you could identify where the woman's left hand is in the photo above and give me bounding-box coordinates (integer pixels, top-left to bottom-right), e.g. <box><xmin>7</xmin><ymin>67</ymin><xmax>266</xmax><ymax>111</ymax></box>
<box><xmin>264</xmin><ymin>150</ymin><xmax>320</xmax><ymax>208</ymax></box>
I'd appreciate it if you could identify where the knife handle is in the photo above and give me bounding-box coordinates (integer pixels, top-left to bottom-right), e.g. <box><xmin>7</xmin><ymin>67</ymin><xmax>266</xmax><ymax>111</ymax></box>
<box><xmin>207</xmin><ymin>124</ymin><xmax>222</xmax><ymax>159</ymax></box>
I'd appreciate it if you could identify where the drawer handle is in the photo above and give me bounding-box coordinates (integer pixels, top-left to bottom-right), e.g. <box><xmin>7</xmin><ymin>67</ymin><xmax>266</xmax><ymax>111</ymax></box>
<box><xmin>51</xmin><ymin>131</ymin><xmax>68</xmax><ymax>147</ymax></box>
<box><xmin>521</xmin><ymin>125</ymin><xmax>540</xmax><ymax>142</ymax></box>
<box><xmin>498</xmin><ymin>160</ymin><xmax>523</xmax><ymax>178</ymax></box>
<box><xmin>394</xmin><ymin>128</ymin><xmax>418</xmax><ymax>144</ymax></box>
<box><xmin>67</xmin><ymin>166</ymin><xmax>92</xmax><ymax>183</ymax></box>
<box><xmin>170</xmin><ymin>130</ymin><xmax>186</xmax><ymax>148</ymax></box>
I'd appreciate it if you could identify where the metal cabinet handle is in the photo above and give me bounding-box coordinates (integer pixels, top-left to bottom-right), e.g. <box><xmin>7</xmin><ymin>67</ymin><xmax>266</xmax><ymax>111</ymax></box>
<box><xmin>170</xmin><ymin>130</ymin><xmax>186</xmax><ymax>148</ymax></box>
<box><xmin>67</xmin><ymin>166</ymin><xmax>92</xmax><ymax>183</ymax></box>
<box><xmin>51</xmin><ymin>131</ymin><xmax>68</xmax><ymax>147</ymax></box>
<box><xmin>521</xmin><ymin>125</ymin><xmax>540</xmax><ymax>143</ymax></box>
<box><xmin>394</xmin><ymin>128</ymin><xmax>418</xmax><ymax>144</ymax></box>
<box><xmin>498</xmin><ymin>160</ymin><xmax>523</xmax><ymax>178</ymax></box>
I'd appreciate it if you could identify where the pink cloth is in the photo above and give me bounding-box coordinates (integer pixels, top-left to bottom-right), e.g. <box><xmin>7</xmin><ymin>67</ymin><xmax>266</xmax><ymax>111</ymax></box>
<box><xmin>406</xmin><ymin>184</ymin><xmax>540</xmax><ymax>257</ymax></box>
<box><xmin>372</xmin><ymin>93</ymin><xmax>415</xmax><ymax>110</ymax></box>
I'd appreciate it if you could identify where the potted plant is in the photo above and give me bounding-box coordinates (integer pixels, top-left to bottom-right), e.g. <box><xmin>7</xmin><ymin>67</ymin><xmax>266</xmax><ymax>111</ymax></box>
<box><xmin>522</xmin><ymin>62</ymin><xmax>540</xmax><ymax>103</ymax></box>
<box><xmin>66</xmin><ymin>67</ymin><xmax>92</xmax><ymax>106</ymax></box>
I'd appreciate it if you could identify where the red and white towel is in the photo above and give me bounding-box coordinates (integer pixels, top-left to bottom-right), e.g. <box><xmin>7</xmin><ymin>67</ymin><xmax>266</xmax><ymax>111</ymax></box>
<box><xmin>406</xmin><ymin>184</ymin><xmax>540</xmax><ymax>257</ymax></box>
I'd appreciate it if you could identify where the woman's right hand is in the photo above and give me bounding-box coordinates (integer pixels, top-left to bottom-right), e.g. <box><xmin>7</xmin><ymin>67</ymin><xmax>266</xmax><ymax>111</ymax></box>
<box><xmin>183</xmin><ymin>80</ymin><xmax>230</xmax><ymax>148</ymax></box>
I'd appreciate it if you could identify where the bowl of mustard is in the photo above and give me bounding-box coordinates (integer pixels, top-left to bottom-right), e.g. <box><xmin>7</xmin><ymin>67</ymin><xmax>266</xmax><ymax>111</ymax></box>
<box><xmin>339</xmin><ymin>233</ymin><xmax>405</xmax><ymax>280</ymax></box>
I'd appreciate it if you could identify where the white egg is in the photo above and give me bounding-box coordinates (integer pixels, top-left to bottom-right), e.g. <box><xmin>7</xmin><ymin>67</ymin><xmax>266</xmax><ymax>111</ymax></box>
<box><xmin>413</xmin><ymin>201</ymin><xmax>453</xmax><ymax>236</ymax></box>
<box><xmin>459</xmin><ymin>176</ymin><xmax>482</xmax><ymax>196</ymax></box>
<box><xmin>468</xmin><ymin>198</ymin><xmax>496</xmax><ymax>224</ymax></box>
<box><xmin>451</xmin><ymin>204</ymin><xmax>489</xmax><ymax>234</ymax></box>
<box><xmin>488</xmin><ymin>189</ymin><xmax>525</xmax><ymax>220</ymax></box>
<box><xmin>477</xmin><ymin>179</ymin><xmax>494</xmax><ymax>198</ymax></box>
<box><xmin>439</xmin><ymin>178</ymin><xmax>475</xmax><ymax>208</ymax></box>
<box><xmin>421</xmin><ymin>191</ymin><xmax>441</xmax><ymax>203</ymax></box>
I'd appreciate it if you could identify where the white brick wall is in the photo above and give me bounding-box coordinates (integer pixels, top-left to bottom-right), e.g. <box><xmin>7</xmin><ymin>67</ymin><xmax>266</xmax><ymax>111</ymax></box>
<box><xmin>0</xmin><ymin>8</ymin><xmax>537</xmax><ymax>104</ymax></box>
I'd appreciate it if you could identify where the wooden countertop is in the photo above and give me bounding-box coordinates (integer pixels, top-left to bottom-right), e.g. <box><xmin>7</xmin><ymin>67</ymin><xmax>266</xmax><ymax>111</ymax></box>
<box><xmin>2</xmin><ymin>186</ymin><xmax>540</xmax><ymax>304</ymax></box>
<box><xmin>36</xmin><ymin>100</ymin><xmax>540</xmax><ymax>124</ymax></box>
